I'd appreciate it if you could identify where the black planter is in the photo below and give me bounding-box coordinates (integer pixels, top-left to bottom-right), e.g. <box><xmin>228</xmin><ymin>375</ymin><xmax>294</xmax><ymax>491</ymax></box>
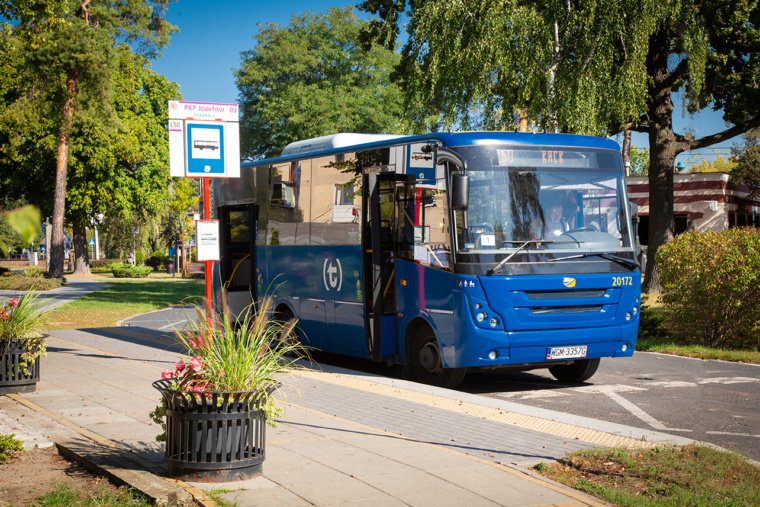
<box><xmin>0</xmin><ymin>339</ymin><xmax>41</xmax><ymax>395</ymax></box>
<box><xmin>153</xmin><ymin>379</ymin><xmax>269</xmax><ymax>482</ymax></box>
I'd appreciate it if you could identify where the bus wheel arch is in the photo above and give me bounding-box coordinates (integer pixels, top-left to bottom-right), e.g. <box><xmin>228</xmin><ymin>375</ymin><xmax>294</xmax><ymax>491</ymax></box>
<box><xmin>404</xmin><ymin>319</ymin><xmax>466</xmax><ymax>389</ymax></box>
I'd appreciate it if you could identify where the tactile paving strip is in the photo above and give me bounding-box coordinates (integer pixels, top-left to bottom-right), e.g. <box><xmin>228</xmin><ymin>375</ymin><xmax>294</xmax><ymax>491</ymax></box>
<box><xmin>297</xmin><ymin>369</ymin><xmax>656</xmax><ymax>450</ymax></box>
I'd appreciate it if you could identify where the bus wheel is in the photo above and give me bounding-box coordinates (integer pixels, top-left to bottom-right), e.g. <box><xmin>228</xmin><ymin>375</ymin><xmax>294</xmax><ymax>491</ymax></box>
<box><xmin>410</xmin><ymin>327</ymin><xmax>466</xmax><ymax>389</ymax></box>
<box><xmin>549</xmin><ymin>358</ymin><xmax>600</xmax><ymax>383</ymax></box>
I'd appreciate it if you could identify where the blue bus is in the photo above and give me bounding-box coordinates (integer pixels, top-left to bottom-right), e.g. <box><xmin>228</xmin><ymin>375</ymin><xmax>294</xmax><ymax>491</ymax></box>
<box><xmin>212</xmin><ymin>132</ymin><xmax>640</xmax><ymax>388</ymax></box>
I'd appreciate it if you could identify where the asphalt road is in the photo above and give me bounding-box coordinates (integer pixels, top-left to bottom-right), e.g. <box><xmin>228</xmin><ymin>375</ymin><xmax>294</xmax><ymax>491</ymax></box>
<box><xmin>460</xmin><ymin>353</ymin><xmax>760</xmax><ymax>461</ymax></box>
<box><xmin>121</xmin><ymin>309</ymin><xmax>760</xmax><ymax>461</ymax></box>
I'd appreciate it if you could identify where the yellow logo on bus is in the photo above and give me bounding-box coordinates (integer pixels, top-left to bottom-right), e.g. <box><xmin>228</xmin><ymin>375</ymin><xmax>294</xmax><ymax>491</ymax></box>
<box><xmin>563</xmin><ymin>277</ymin><xmax>577</xmax><ymax>288</ymax></box>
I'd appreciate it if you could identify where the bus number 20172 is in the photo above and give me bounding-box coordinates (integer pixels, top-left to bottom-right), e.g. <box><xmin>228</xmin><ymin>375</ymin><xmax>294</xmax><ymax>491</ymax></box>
<box><xmin>612</xmin><ymin>276</ymin><xmax>633</xmax><ymax>286</ymax></box>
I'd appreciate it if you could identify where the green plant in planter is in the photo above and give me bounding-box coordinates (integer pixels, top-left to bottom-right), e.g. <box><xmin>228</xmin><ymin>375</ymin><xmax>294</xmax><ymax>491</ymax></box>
<box><xmin>149</xmin><ymin>294</ymin><xmax>307</xmax><ymax>441</ymax></box>
<box><xmin>0</xmin><ymin>292</ymin><xmax>47</xmax><ymax>376</ymax></box>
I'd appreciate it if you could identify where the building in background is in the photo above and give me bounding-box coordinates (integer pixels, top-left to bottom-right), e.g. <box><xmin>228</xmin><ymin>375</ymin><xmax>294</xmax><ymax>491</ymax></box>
<box><xmin>627</xmin><ymin>172</ymin><xmax>760</xmax><ymax>248</ymax></box>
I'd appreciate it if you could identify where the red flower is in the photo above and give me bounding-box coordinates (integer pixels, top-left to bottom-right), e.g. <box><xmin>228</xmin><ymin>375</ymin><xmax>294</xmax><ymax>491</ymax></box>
<box><xmin>8</xmin><ymin>298</ymin><xmax>17</xmax><ymax>307</ymax></box>
<box><xmin>161</xmin><ymin>369</ymin><xmax>174</xmax><ymax>380</ymax></box>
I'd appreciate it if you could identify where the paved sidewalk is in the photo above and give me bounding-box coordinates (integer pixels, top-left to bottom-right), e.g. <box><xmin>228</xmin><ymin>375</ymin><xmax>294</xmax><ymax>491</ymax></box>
<box><xmin>1</xmin><ymin>325</ymin><xmax>690</xmax><ymax>506</ymax></box>
<box><xmin>0</xmin><ymin>276</ymin><xmax>110</xmax><ymax>311</ymax></box>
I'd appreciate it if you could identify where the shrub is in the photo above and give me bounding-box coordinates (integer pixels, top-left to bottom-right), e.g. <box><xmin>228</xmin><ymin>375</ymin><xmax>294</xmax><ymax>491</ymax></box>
<box><xmin>111</xmin><ymin>262</ymin><xmax>151</xmax><ymax>278</ymax></box>
<box><xmin>657</xmin><ymin>228</ymin><xmax>760</xmax><ymax>349</ymax></box>
<box><xmin>0</xmin><ymin>434</ymin><xmax>24</xmax><ymax>463</ymax></box>
<box><xmin>135</xmin><ymin>251</ymin><xmax>145</xmax><ymax>265</ymax></box>
<box><xmin>89</xmin><ymin>258</ymin><xmax>119</xmax><ymax>269</ymax></box>
<box><xmin>22</xmin><ymin>267</ymin><xmax>46</xmax><ymax>278</ymax></box>
<box><xmin>146</xmin><ymin>251</ymin><xmax>167</xmax><ymax>270</ymax></box>
<box><xmin>637</xmin><ymin>295</ymin><xmax>668</xmax><ymax>340</ymax></box>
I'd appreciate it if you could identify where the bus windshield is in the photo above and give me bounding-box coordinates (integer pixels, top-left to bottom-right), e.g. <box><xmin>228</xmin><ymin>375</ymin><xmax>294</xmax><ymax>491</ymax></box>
<box><xmin>452</xmin><ymin>145</ymin><xmax>634</xmax><ymax>274</ymax></box>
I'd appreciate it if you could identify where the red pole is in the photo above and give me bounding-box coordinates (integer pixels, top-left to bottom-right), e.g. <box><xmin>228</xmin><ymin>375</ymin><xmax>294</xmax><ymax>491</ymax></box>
<box><xmin>203</xmin><ymin>177</ymin><xmax>212</xmax><ymax>317</ymax></box>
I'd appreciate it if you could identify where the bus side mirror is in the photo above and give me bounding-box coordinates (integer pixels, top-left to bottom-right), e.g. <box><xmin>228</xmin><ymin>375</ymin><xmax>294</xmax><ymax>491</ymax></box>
<box><xmin>450</xmin><ymin>174</ymin><xmax>469</xmax><ymax>211</ymax></box>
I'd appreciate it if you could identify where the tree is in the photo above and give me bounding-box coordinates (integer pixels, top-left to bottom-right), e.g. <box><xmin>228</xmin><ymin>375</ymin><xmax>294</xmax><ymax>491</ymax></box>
<box><xmin>688</xmin><ymin>152</ymin><xmax>736</xmax><ymax>173</ymax></box>
<box><xmin>236</xmin><ymin>7</ymin><xmax>404</xmax><ymax>160</ymax></box>
<box><xmin>0</xmin><ymin>1</ymin><xmax>176</xmax><ymax>278</ymax></box>
<box><xmin>731</xmin><ymin>129</ymin><xmax>760</xmax><ymax>198</ymax></box>
<box><xmin>163</xmin><ymin>178</ymin><xmax>199</xmax><ymax>277</ymax></box>
<box><xmin>360</xmin><ymin>0</ymin><xmax>760</xmax><ymax>292</ymax></box>
<box><xmin>63</xmin><ymin>46</ymin><xmax>180</xmax><ymax>274</ymax></box>
<box><xmin>629</xmin><ymin>146</ymin><xmax>650</xmax><ymax>177</ymax></box>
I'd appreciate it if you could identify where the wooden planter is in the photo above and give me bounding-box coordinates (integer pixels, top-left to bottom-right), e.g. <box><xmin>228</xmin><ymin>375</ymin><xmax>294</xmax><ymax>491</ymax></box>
<box><xmin>153</xmin><ymin>379</ymin><xmax>269</xmax><ymax>482</ymax></box>
<box><xmin>0</xmin><ymin>339</ymin><xmax>41</xmax><ymax>395</ymax></box>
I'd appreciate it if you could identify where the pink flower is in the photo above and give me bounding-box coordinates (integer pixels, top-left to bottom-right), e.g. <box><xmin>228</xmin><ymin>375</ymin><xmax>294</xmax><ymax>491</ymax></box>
<box><xmin>189</xmin><ymin>339</ymin><xmax>197</xmax><ymax>348</ymax></box>
<box><xmin>161</xmin><ymin>369</ymin><xmax>174</xmax><ymax>380</ymax></box>
<box><xmin>175</xmin><ymin>360</ymin><xmax>186</xmax><ymax>372</ymax></box>
<box><xmin>189</xmin><ymin>357</ymin><xmax>204</xmax><ymax>373</ymax></box>
<box><xmin>219</xmin><ymin>369</ymin><xmax>225</xmax><ymax>378</ymax></box>
<box><xmin>8</xmin><ymin>298</ymin><xmax>17</xmax><ymax>307</ymax></box>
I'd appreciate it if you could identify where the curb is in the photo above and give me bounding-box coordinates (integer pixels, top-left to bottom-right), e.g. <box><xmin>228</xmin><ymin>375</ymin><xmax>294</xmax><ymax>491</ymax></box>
<box><xmin>8</xmin><ymin>394</ymin><xmax>209</xmax><ymax>506</ymax></box>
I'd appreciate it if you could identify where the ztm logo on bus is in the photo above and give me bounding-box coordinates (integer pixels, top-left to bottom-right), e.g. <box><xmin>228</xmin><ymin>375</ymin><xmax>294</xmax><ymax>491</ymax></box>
<box><xmin>563</xmin><ymin>277</ymin><xmax>577</xmax><ymax>288</ymax></box>
<box><xmin>323</xmin><ymin>258</ymin><xmax>343</xmax><ymax>291</ymax></box>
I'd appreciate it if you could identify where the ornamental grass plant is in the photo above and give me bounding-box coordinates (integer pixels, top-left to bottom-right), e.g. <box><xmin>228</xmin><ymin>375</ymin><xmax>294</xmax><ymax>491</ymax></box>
<box><xmin>0</xmin><ymin>292</ymin><xmax>48</xmax><ymax>375</ymax></box>
<box><xmin>151</xmin><ymin>293</ymin><xmax>307</xmax><ymax>439</ymax></box>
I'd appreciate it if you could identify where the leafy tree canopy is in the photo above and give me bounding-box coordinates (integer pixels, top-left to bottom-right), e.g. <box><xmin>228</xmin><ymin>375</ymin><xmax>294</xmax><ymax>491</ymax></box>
<box><xmin>731</xmin><ymin>129</ymin><xmax>760</xmax><ymax>198</ymax></box>
<box><xmin>360</xmin><ymin>0</ymin><xmax>760</xmax><ymax>293</ymax></box>
<box><xmin>236</xmin><ymin>6</ymin><xmax>404</xmax><ymax>160</ymax></box>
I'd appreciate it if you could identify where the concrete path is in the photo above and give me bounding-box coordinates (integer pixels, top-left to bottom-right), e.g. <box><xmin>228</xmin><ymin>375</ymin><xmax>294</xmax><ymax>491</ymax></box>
<box><xmin>0</xmin><ymin>324</ymin><xmax>691</xmax><ymax>506</ymax></box>
<box><xmin>0</xmin><ymin>277</ymin><xmax>110</xmax><ymax>311</ymax></box>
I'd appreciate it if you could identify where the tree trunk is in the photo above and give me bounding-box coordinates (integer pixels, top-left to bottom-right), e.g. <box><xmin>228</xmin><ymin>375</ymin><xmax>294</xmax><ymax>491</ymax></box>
<box><xmin>622</xmin><ymin>130</ymin><xmax>631</xmax><ymax>176</ymax></box>
<box><xmin>642</xmin><ymin>28</ymin><xmax>681</xmax><ymax>294</ymax></box>
<box><xmin>71</xmin><ymin>225</ymin><xmax>90</xmax><ymax>275</ymax></box>
<box><xmin>48</xmin><ymin>68</ymin><xmax>78</xmax><ymax>279</ymax></box>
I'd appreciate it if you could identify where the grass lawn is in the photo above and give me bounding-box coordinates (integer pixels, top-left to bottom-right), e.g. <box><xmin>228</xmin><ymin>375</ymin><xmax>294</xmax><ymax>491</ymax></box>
<box><xmin>536</xmin><ymin>444</ymin><xmax>760</xmax><ymax>506</ymax></box>
<box><xmin>43</xmin><ymin>279</ymin><xmax>204</xmax><ymax>330</ymax></box>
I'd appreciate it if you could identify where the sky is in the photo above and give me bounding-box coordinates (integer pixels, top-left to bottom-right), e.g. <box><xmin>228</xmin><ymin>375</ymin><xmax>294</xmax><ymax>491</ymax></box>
<box><xmin>150</xmin><ymin>0</ymin><xmax>736</xmax><ymax>167</ymax></box>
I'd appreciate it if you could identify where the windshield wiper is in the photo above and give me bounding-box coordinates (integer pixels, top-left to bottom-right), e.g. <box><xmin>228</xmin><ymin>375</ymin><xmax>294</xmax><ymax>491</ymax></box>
<box><xmin>548</xmin><ymin>252</ymin><xmax>638</xmax><ymax>270</ymax></box>
<box><xmin>487</xmin><ymin>240</ymin><xmax>547</xmax><ymax>275</ymax></box>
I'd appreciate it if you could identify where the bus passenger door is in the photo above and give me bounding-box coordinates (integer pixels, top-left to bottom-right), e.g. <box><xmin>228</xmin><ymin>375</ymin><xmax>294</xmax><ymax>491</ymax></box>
<box><xmin>219</xmin><ymin>204</ymin><xmax>257</xmax><ymax>317</ymax></box>
<box><xmin>363</xmin><ymin>172</ymin><xmax>408</xmax><ymax>362</ymax></box>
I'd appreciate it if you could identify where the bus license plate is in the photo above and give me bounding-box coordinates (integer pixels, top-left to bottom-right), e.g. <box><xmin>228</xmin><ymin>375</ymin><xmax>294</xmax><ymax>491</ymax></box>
<box><xmin>546</xmin><ymin>346</ymin><xmax>587</xmax><ymax>360</ymax></box>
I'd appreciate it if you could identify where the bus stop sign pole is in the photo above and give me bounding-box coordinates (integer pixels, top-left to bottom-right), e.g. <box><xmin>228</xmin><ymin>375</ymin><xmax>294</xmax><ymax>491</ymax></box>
<box><xmin>203</xmin><ymin>177</ymin><xmax>212</xmax><ymax>314</ymax></box>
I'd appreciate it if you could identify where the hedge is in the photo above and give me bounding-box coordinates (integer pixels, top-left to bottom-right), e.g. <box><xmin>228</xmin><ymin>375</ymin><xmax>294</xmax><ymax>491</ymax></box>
<box><xmin>111</xmin><ymin>262</ymin><xmax>151</xmax><ymax>278</ymax></box>
<box><xmin>656</xmin><ymin>228</ymin><xmax>760</xmax><ymax>350</ymax></box>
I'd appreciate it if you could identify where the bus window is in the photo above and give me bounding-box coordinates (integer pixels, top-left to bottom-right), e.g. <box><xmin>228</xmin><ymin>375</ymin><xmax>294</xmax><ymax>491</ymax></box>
<box><xmin>397</xmin><ymin>182</ymin><xmax>452</xmax><ymax>270</ymax></box>
<box><xmin>311</xmin><ymin>156</ymin><xmax>360</xmax><ymax>245</ymax></box>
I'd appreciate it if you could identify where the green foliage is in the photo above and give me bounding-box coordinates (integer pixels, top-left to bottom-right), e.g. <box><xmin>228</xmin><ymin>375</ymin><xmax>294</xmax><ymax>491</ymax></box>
<box><xmin>656</xmin><ymin>228</ymin><xmax>760</xmax><ymax>350</ymax></box>
<box><xmin>0</xmin><ymin>201</ymin><xmax>42</xmax><ymax>258</ymax></box>
<box><xmin>110</xmin><ymin>263</ymin><xmax>151</xmax><ymax>278</ymax></box>
<box><xmin>0</xmin><ymin>271</ymin><xmax>63</xmax><ymax>291</ymax></box>
<box><xmin>145</xmin><ymin>251</ymin><xmax>167</xmax><ymax>270</ymax></box>
<box><xmin>731</xmin><ymin>128</ymin><xmax>760</xmax><ymax>198</ymax></box>
<box><xmin>0</xmin><ymin>433</ymin><xmax>23</xmax><ymax>463</ymax></box>
<box><xmin>0</xmin><ymin>1</ymin><xmax>178</xmax><ymax>278</ymax></box>
<box><xmin>236</xmin><ymin>7</ymin><xmax>404</xmax><ymax>160</ymax></box>
<box><xmin>31</xmin><ymin>483</ymin><xmax>154</xmax><ymax>507</ymax></box>
<box><xmin>135</xmin><ymin>251</ymin><xmax>145</xmax><ymax>266</ymax></box>
<box><xmin>628</xmin><ymin>146</ymin><xmax>650</xmax><ymax>177</ymax></box>
<box><xmin>89</xmin><ymin>258</ymin><xmax>118</xmax><ymax>269</ymax></box>
<box><xmin>637</xmin><ymin>295</ymin><xmax>668</xmax><ymax>341</ymax></box>
<box><xmin>689</xmin><ymin>153</ymin><xmax>736</xmax><ymax>173</ymax></box>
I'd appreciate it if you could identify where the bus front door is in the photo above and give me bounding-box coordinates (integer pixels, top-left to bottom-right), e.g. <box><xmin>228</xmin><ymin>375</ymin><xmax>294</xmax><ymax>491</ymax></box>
<box><xmin>363</xmin><ymin>172</ymin><xmax>409</xmax><ymax>362</ymax></box>
<box><xmin>219</xmin><ymin>204</ymin><xmax>257</xmax><ymax>317</ymax></box>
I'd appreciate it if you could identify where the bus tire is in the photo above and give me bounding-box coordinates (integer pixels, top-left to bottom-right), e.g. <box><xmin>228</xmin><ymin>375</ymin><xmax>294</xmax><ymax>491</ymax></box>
<box><xmin>549</xmin><ymin>358</ymin><xmax>600</xmax><ymax>383</ymax></box>
<box><xmin>409</xmin><ymin>326</ymin><xmax>466</xmax><ymax>389</ymax></box>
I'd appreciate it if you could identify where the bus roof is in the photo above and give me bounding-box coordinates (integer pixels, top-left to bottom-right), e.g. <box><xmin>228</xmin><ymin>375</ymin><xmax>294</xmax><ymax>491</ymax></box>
<box><xmin>242</xmin><ymin>131</ymin><xmax>621</xmax><ymax>168</ymax></box>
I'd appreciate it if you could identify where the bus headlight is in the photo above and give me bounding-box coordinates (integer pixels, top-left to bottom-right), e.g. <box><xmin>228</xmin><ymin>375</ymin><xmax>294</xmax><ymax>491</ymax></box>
<box><xmin>488</xmin><ymin>350</ymin><xmax>498</xmax><ymax>360</ymax></box>
<box><xmin>477</xmin><ymin>312</ymin><xmax>488</xmax><ymax>322</ymax></box>
<box><xmin>489</xmin><ymin>317</ymin><xmax>499</xmax><ymax>328</ymax></box>
<box><xmin>625</xmin><ymin>312</ymin><xmax>632</xmax><ymax>321</ymax></box>
<box><xmin>632</xmin><ymin>306</ymin><xmax>639</xmax><ymax>315</ymax></box>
